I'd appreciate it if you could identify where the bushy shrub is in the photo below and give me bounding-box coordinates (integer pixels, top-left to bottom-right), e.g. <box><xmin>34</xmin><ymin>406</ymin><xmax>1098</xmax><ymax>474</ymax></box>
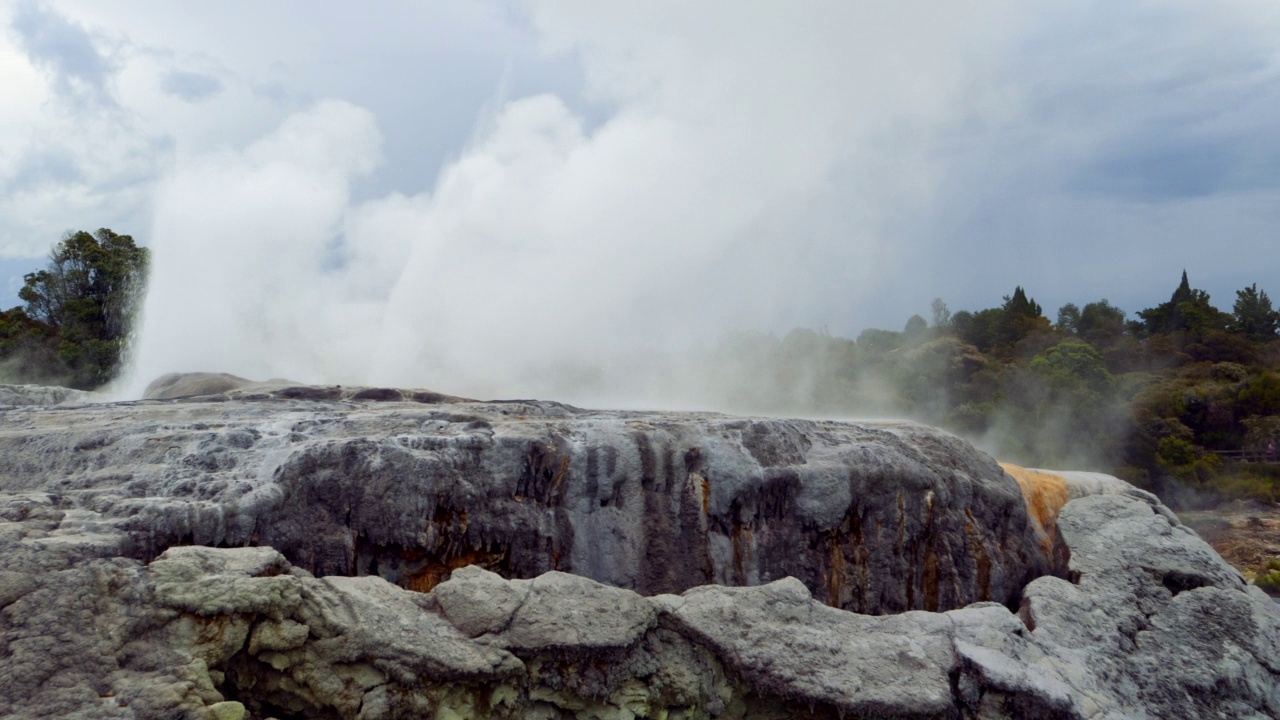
<box><xmin>1204</xmin><ymin>471</ymin><xmax>1280</xmax><ymax>504</ymax></box>
<box><xmin>1256</xmin><ymin>559</ymin><xmax>1280</xmax><ymax>596</ymax></box>
<box><xmin>1211</xmin><ymin>362</ymin><xmax>1250</xmax><ymax>383</ymax></box>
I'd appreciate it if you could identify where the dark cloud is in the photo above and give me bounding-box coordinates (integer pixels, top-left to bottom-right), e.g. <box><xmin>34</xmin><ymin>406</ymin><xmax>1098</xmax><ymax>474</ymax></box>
<box><xmin>160</xmin><ymin>70</ymin><xmax>223</xmax><ymax>102</ymax></box>
<box><xmin>10</xmin><ymin>0</ymin><xmax>115</xmax><ymax>104</ymax></box>
<box><xmin>6</xmin><ymin>147</ymin><xmax>83</xmax><ymax>188</ymax></box>
<box><xmin>899</xmin><ymin>2</ymin><xmax>1280</xmax><ymax>330</ymax></box>
<box><xmin>1075</xmin><ymin>133</ymin><xmax>1280</xmax><ymax>202</ymax></box>
<box><xmin>1056</xmin><ymin>65</ymin><xmax>1280</xmax><ymax>202</ymax></box>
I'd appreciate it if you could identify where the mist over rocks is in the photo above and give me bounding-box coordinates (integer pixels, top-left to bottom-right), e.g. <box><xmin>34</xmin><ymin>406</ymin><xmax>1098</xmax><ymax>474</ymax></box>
<box><xmin>0</xmin><ymin>375</ymin><xmax>1276</xmax><ymax>718</ymax></box>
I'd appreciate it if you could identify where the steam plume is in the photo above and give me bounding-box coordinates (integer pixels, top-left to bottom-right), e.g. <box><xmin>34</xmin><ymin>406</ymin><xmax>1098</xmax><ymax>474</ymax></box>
<box><xmin>126</xmin><ymin>3</ymin><xmax>1018</xmax><ymax>405</ymax></box>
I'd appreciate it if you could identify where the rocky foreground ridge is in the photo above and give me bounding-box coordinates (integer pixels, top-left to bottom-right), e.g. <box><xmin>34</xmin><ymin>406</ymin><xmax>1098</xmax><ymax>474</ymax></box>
<box><xmin>0</xmin><ymin>374</ymin><xmax>1277</xmax><ymax>719</ymax></box>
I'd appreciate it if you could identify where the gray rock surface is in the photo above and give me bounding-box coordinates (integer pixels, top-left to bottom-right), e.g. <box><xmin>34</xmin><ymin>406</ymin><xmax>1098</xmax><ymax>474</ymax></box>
<box><xmin>0</xmin><ymin>384</ymin><xmax>90</xmax><ymax>407</ymax></box>
<box><xmin>0</xmin><ymin>377</ymin><xmax>1276</xmax><ymax>718</ymax></box>
<box><xmin>0</xmin><ymin>379</ymin><xmax>1051</xmax><ymax>613</ymax></box>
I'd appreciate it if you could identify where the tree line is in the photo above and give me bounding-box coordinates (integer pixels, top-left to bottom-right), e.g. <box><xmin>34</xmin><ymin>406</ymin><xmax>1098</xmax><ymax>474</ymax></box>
<box><xmin>699</xmin><ymin>272</ymin><xmax>1279</xmax><ymax>506</ymax></box>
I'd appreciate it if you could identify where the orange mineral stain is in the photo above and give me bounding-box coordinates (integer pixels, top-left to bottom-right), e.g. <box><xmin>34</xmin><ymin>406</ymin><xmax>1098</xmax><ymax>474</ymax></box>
<box><xmin>1000</xmin><ymin>463</ymin><xmax>1070</xmax><ymax>558</ymax></box>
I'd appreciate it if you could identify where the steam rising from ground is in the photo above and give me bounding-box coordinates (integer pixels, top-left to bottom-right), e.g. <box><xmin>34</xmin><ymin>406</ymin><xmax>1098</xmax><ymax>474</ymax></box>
<box><xmin>125</xmin><ymin>3</ymin><xmax>1018</xmax><ymax>405</ymax></box>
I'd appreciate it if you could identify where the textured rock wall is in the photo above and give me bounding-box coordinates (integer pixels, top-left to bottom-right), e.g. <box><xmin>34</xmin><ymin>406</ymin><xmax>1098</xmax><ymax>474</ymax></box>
<box><xmin>0</xmin><ymin>381</ymin><xmax>1055</xmax><ymax>614</ymax></box>
<box><xmin>1</xmin><ymin>491</ymin><xmax>1276</xmax><ymax>719</ymax></box>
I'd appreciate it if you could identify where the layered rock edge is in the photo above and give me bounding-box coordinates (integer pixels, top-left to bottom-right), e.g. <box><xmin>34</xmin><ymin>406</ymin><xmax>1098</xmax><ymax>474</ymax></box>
<box><xmin>1</xmin><ymin>379</ymin><xmax>1060</xmax><ymax>613</ymax></box>
<box><xmin>2</xmin><ymin>493</ymin><xmax>1276</xmax><ymax>719</ymax></box>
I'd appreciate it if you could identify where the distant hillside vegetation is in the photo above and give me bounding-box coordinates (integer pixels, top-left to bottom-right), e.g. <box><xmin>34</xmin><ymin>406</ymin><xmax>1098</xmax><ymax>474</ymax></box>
<box><xmin>704</xmin><ymin>274</ymin><xmax>1280</xmax><ymax>506</ymax></box>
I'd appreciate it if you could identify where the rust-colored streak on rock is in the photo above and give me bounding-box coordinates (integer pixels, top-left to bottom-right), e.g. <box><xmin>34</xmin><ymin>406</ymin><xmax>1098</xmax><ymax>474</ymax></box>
<box><xmin>194</xmin><ymin>613</ymin><xmax>247</xmax><ymax>649</ymax></box>
<box><xmin>826</xmin><ymin>531</ymin><xmax>844</xmax><ymax>608</ymax></box>
<box><xmin>1000</xmin><ymin>463</ymin><xmax>1070</xmax><ymax>559</ymax></box>
<box><xmin>922</xmin><ymin>546</ymin><xmax>940</xmax><ymax>612</ymax></box>
<box><xmin>730</xmin><ymin>524</ymin><xmax>754</xmax><ymax>585</ymax></box>
<box><xmin>395</xmin><ymin>506</ymin><xmax>508</xmax><ymax>593</ymax></box>
<box><xmin>549</xmin><ymin>455</ymin><xmax>570</xmax><ymax>503</ymax></box>
<box><xmin>964</xmin><ymin>508</ymin><xmax>992</xmax><ymax>601</ymax></box>
<box><xmin>850</xmin><ymin>513</ymin><xmax>869</xmax><ymax>613</ymax></box>
<box><xmin>920</xmin><ymin>491</ymin><xmax>940</xmax><ymax>611</ymax></box>
<box><xmin>403</xmin><ymin>548</ymin><xmax>506</xmax><ymax>593</ymax></box>
<box><xmin>430</xmin><ymin>506</ymin><xmax>470</xmax><ymax>557</ymax></box>
<box><xmin>895</xmin><ymin>492</ymin><xmax>905</xmax><ymax>547</ymax></box>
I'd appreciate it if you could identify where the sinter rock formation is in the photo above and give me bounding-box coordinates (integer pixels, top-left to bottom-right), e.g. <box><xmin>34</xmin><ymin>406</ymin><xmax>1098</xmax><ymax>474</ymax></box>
<box><xmin>0</xmin><ymin>374</ymin><xmax>1276</xmax><ymax>719</ymax></box>
<box><xmin>2</xmin><ymin>373</ymin><xmax>1055</xmax><ymax>613</ymax></box>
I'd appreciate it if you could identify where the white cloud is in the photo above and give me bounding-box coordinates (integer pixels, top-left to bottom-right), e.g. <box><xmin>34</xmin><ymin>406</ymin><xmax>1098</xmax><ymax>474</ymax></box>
<box><xmin>0</xmin><ymin>33</ymin><xmax>47</xmax><ymax>128</ymax></box>
<box><xmin>0</xmin><ymin>1</ymin><xmax>166</xmax><ymax>257</ymax></box>
<box><xmin>0</xmin><ymin>0</ymin><xmax>576</xmax><ymax>268</ymax></box>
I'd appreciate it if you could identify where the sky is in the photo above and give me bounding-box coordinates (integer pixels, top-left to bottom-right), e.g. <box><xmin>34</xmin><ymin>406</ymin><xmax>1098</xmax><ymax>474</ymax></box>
<box><xmin>2</xmin><ymin>1</ymin><xmax>1279</xmax><ymax>401</ymax></box>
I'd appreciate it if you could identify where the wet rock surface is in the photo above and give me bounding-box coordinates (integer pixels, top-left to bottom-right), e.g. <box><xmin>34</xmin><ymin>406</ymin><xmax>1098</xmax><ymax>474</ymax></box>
<box><xmin>1</xmin><ymin>380</ymin><xmax>1050</xmax><ymax>613</ymax></box>
<box><xmin>1</xmin><ymin>378</ymin><xmax>1277</xmax><ymax>718</ymax></box>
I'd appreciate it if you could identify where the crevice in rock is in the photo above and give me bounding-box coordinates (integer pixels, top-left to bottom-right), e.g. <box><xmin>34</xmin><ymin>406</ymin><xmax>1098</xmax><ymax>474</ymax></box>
<box><xmin>1158</xmin><ymin>569</ymin><xmax>1212</xmax><ymax>597</ymax></box>
<box><xmin>353</xmin><ymin>533</ymin><xmax>512</xmax><ymax>594</ymax></box>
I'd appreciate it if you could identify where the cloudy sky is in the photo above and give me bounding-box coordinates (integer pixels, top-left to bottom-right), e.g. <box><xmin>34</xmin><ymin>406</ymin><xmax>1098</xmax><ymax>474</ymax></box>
<box><xmin>2</xmin><ymin>1</ymin><xmax>1279</xmax><ymax>400</ymax></box>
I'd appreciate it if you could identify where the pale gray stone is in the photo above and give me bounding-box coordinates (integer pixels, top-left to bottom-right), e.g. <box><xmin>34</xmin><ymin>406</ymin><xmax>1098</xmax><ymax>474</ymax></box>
<box><xmin>428</xmin><ymin>565</ymin><xmax>529</xmax><ymax>638</ymax></box>
<box><xmin>498</xmin><ymin>571</ymin><xmax>656</xmax><ymax>652</ymax></box>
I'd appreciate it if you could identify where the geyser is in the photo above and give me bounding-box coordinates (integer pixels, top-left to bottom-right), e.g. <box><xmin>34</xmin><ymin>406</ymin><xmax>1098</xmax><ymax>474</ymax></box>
<box><xmin>122</xmin><ymin>2</ymin><xmax>1017</xmax><ymax>407</ymax></box>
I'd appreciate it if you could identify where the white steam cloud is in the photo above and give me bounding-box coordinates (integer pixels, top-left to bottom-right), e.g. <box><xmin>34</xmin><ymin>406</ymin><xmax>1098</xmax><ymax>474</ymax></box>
<box><xmin>126</xmin><ymin>2</ymin><xmax>1020</xmax><ymax>404</ymax></box>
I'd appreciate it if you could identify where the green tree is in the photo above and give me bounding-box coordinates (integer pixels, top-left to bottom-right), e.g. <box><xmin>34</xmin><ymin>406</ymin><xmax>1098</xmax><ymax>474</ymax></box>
<box><xmin>1002</xmin><ymin>286</ymin><xmax>1042</xmax><ymax>319</ymax></box>
<box><xmin>954</xmin><ymin>308</ymin><xmax>1003</xmax><ymax>353</ymax></box>
<box><xmin>902</xmin><ymin>314</ymin><xmax>928</xmax><ymax>344</ymax></box>
<box><xmin>929</xmin><ymin>298</ymin><xmax>952</xmax><ymax>330</ymax></box>
<box><xmin>998</xmin><ymin>286</ymin><xmax>1049</xmax><ymax>350</ymax></box>
<box><xmin>1056</xmin><ymin>303</ymin><xmax>1081</xmax><ymax>335</ymax></box>
<box><xmin>856</xmin><ymin>327</ymin><xmax>901</xmax><ymax>354</ymax></box>
<box><xmin>1239</xmin><ymin>371</ymin><xmax>1280</xmax><ymax>418</ymax></box>
<box><xmin>1138</xmin><ymin>271</ymin><xmax>1229</xmax><ymax>338</ymax></box>
<box><xmin>1030</xmin><ymin>340</ymin><xmax>1115</xmax><ymax>395</ymax></box>
<box><xmin>1231</xmin><ymin>283</ymin><xmax>1278</xmax><ymax>341</ymax></box>
<box><xmin>1138</xmin><ymin>271</ymin><xmax>1194</xmax><ymax>336</ymax></box>
<box><xmin>1078</xmin><ymin>300</ymin><xmax>1126</xmax><ymax>347</ymax></box>
<box><xmin>15</xmin><ymin>228</ymin><xmax>148</xmax><ymax>388</ymax></box>
<box><xmin>1180</xmin><ymin>290</ymin><xmax>1231</xmax><ymax>337</ymax></box>
<box><xmin>0</xmin><ymin>307</ymin><xmax>66</xmax><ymax>383</ymax></box>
